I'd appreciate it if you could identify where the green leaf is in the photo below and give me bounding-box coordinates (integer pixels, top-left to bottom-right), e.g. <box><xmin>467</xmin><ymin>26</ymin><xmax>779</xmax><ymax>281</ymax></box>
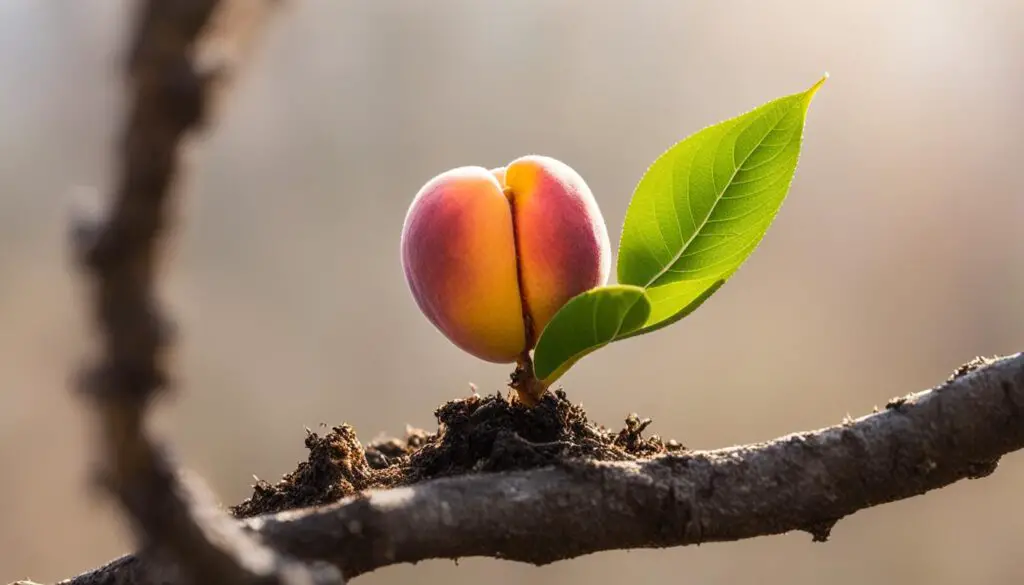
<box><xmin>617</xmin><ymin>75</ymin><xmax>826</xmax><ymax>336</ymax></box>
<box><xmin>532</xmin><ymin>285</ymin><xmax>651</xmax><ymax>385</ymax></box>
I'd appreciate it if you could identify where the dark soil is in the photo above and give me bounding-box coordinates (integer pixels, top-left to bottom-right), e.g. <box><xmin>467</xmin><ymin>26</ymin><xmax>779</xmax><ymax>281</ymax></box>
<box><xmin>231</xmin><ymin>388</ymin><xmax>686</xmax><ymax>518</ymax></box>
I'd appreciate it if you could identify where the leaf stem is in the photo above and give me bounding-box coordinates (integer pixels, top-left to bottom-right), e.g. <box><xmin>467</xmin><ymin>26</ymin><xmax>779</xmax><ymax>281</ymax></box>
<box><xmin>510</xmin><ymin>351</ymin><xmax>548</xmax><ymax>406</ymax></box>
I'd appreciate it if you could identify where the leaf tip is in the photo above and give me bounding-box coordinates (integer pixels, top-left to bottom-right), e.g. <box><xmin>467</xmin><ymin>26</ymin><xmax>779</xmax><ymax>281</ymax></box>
<box><xmin>805</xmin><ymin>73</ymin><xmax>828</xmax><ymax>103</ymax></box>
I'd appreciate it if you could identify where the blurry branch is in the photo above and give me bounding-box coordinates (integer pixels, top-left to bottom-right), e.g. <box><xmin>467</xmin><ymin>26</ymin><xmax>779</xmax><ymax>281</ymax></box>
<box><xmin>29</xmin><ymin>353</ymin><xmax>1024</xmax><ymax>584</ymax></box>
<box><xmin>54</xmin><ymin>1</ymin><xmax>342</xmax><ymax>584</ymax></box>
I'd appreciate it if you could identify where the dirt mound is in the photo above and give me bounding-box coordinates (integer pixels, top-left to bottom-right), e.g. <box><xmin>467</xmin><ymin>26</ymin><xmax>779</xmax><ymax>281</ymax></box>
<box><xmin>231</xmin><ymin>389</ymin><xmax>685</xmax><ymax>518</ymax></box>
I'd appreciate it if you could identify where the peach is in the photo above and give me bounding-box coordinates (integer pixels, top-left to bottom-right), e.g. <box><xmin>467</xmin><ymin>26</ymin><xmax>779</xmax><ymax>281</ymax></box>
<box><xmin>401</xmin><ymin>155</ymin><xmax>611</xmax><ymax>363</ymax></box>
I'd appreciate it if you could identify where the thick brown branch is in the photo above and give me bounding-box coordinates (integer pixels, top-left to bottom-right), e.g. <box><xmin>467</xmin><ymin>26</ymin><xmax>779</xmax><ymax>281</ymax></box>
<box><xmin>65</xmin><ymin>1</ymin><xmax>342</xmax><ymax>584</ymax></box>
<box><xmin>39</xmin><ymin>353</ymin><xmax>1024</xmax><ymax>584</ymax></box>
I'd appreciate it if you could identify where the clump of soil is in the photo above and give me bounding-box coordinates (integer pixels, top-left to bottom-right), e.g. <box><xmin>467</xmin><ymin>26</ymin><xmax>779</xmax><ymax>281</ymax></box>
<box><xmin>231</xmin><ymin>389</ymin><xmax>686</xmax><ymax>519</ymax></box>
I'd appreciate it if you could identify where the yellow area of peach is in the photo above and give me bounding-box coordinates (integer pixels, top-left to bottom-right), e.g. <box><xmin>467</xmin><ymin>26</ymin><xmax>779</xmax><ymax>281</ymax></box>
<box><xmin>407</xmin><ymin>157</ymin><xmax>607</xmax><ymax>361</ymax></box>
<box><xmin>434</xmin><ymin>169</ymin><xmax>526</xmax><ymax>362</ymax></box>
<box><xmin>503</xmin><ymin>156</ymin><xmax>567</xmax><ymax>338</ymax></box>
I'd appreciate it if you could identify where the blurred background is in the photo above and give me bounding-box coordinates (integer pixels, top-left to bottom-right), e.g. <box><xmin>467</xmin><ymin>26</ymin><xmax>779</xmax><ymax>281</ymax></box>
<box><xmin>2</xmin><ymin>0</ymin><xmax>1023</xmax><ymax>583</ymax></box>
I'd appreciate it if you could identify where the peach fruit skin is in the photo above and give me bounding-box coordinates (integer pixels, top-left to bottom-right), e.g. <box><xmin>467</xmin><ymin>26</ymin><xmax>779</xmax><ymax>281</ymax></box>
<box><xmin>401</xmin><ymin>155</ymin><xmax>611</xmax><ymax>363</ymax></box>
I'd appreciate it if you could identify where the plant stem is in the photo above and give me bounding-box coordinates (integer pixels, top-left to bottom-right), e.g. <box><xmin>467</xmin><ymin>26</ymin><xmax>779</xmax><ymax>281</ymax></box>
<box><xmin>510</xmin><ymin>351</ymin><xmax>548</xmax><ymax>407</ymax></box>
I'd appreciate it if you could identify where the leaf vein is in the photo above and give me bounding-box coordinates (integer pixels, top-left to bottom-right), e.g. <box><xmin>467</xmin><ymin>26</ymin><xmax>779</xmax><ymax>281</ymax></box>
<box><xmin>720</xmin><ymin>165</ymin><xmax>795</xmax><ymax>200</ymax></box>
<box><xmin>677</xmin><ymin>232</ymin><xmax>741</xmax><ymax>260</ymax></box>
<box><xmin>704</xmin><ymin>197</ymin><xmax>775</xmax><ymax>225</ymax></box>
<box><xmin>738</xmin><ymin>140</ymin><xmax>793</xmax><ymax>173</ymax></box>
<box><xmin>642</xmin><ymin>107</ymin><xmax>793</xmax><ymax>288</ymax></box>
<box><xmin>663</xmin><ymin>226</ymin><xmax>767</xmax><ymax>276</ymax></box>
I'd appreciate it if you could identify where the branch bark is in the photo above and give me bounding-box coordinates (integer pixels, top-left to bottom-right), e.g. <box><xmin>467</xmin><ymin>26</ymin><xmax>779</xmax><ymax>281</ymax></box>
<box><xmin>36</xmin><ymin>352</ymin><xmax>1024</xmax><ymax>584</ymax></box>
<box><xmin>61</xmin><ymin>1</ymin><xmax>343</xmax><ymax>584</ymax></box>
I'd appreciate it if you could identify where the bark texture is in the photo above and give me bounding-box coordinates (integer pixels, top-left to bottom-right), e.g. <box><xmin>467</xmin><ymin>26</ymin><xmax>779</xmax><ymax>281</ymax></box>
<box><xmin>37</xmin><ymin>354</ymin><xmax>1024</xmax><ymax>584</ymax></box>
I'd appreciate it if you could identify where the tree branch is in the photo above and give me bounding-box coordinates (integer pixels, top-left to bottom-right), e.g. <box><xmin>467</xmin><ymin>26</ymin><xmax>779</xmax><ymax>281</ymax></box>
<box><xmin>35</xmin><ymin>352</ymin><xmax>1024</xmax><ymax>584</ymax></box>
<box><xmin>60</xmin><ymin>1</ymin><xmax>343</xmax><ymax>584</ymax></box>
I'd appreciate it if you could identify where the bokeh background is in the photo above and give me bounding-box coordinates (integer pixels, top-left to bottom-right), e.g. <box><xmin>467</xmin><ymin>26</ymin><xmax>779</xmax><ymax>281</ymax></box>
<box><xmin>2</xmin><ymin>0</ymin><xmax>1023</xmax><ymax>583</ymax></box>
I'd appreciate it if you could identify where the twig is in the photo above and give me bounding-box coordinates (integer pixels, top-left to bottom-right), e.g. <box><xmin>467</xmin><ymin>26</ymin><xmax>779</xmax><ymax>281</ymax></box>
<box><xmin>37</xmin><ymin>352</ymin><xmax>1024</xmax><ymax>584</ymax></box>
<box><xmin>509</xmin><ymin>351</ymin><xmax>548</xmax><ymax>407</ymax></box>
<box><xmin>66</xmin><ymin>1</ymin><xmax>342</xmax><ymax>584</ymax></box>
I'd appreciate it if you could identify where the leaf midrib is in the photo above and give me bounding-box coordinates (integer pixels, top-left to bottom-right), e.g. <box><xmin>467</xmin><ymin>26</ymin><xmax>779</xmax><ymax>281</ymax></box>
<box><xmin>641</xmin><ymin>101</ymin><xmax>795</xmax><ymax>289</ymax></box>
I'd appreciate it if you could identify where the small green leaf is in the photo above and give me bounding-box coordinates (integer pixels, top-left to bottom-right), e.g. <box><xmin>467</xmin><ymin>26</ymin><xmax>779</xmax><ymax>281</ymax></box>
<box><xmin>533</xmin><ymin>285</ymin><xmax>651</xmax><ymax>385</ymax></box>
<box><xmin>617</xmin><ymin>75</ymin><xmax>826</xmax><ymax>335</ymax></box>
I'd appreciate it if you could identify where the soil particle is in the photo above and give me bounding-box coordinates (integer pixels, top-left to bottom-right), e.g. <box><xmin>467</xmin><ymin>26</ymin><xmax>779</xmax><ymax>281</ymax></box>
<box><xmin>948</xmin><ymin>356</ymin><xmax>996</xmax><ymax>381</ymax></box>
<box><xmin>231</xmin><ymin>389</ymin><xmax>685</xmax><ymax>518</ymax></box>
